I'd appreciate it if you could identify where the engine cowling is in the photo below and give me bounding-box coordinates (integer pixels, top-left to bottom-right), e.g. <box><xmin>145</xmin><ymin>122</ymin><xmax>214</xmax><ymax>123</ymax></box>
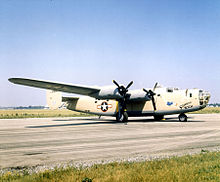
<box><xmin>128</xmin><ymin>90</ymin><xmax>151</xmax><ymax>101</ymax></box>
<box><xmin>91</xmin><ymin>87</ymin><xmax>151</xmax><ymax>101</ymax></box>
<box><xmin>92</xmin><ymin>86</ymin><xmax>121</xmax><ymax>99</ymax></box>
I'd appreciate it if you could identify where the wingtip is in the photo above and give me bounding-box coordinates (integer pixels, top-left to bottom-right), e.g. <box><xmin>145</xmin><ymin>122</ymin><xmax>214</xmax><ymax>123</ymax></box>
<box><xmin>8</xmin><ymin>78</ymin><xmax>22</xmax><ymax>84</ymax></box>
<box><xmin>8</xmin><ymin>78</ymin><xmax>14</xmax><ymax>82</ymax></box>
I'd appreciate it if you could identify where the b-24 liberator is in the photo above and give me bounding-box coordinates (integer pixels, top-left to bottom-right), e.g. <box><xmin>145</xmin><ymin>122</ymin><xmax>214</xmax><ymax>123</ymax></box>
<box><xmin>9</xmin><ymin>78</ymin><xmax>210</xmax><ymax>122</ymax></box>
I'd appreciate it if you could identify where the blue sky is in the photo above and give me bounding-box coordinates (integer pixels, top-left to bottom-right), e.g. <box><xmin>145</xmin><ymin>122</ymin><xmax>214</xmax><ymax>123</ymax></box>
<box><xmin>1</xmin><ymin>0</ymin><xmax>220</xmax><ymax>106</ymax></box>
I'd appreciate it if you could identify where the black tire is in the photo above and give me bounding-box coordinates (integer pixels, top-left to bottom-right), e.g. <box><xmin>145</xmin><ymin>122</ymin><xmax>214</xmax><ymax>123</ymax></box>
<box><xmin>116</xmin><ymin>112</ymin><xmax>128</xmax><ymax>122</ymax></box>
<box><xmin>179</xmin><ymin>113</ymin><xmax>187</xmax><ymax>122</ymax></box>
<box><xmin>116</xmin><ymin>112</ymin><xmax>123</xmax><ymax>122</ymax></box>
<box><xmin>123</xmin><ymin>112</ymin><xmax>128</xmax><ymax>122</ymax></box>
<box><xmin>154</xmin><ymin>115</ymin><xmax>164</xmax><ymax>121</ymax></box>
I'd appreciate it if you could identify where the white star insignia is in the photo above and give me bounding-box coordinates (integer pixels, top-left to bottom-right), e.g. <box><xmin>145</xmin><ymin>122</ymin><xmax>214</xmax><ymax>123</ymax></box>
<box><xmin>97</xmin><ymin>102</ymin><xmax>112</xmax><ymax>112</ymax></box>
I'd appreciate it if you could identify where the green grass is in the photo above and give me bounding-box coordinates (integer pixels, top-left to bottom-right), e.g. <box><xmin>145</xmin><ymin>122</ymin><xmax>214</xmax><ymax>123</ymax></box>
<box><xmin>191</xmin><ymin>107</ymin><xmax>220</xmax><ymax>114</ymax></box>
<box><xmin>1</xmin><ymin>151</ymin><xmax>220</xmax><ymax>182</ymax></box>
<box><xmin>0</xmin><ymin>109</ymin><xmax>91</xmax><ymax>119</ymax></box>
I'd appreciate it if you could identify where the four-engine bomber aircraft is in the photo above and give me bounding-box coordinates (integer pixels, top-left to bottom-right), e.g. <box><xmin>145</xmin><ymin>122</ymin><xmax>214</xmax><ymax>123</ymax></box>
<box><xmin>9</xmin><ymin>78</ymin><xmax>210</xmax><ymax>122</ymax></box>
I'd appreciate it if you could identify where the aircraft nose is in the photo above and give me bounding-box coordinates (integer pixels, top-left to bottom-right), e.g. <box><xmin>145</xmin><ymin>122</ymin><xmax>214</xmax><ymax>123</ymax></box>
<box><xmin>199</xmin><ymin>90</ymin><xmax>211</xmax><ymax>105</ymax></box>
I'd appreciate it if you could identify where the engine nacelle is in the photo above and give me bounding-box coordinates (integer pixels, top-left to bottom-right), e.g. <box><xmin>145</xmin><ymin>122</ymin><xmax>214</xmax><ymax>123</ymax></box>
<box><xmin>91</xmin><ymin>86</ymin><xmax>122</xmax><ymax>100</ymax></box>
<box><xmin>128</xmin><ymin>90</ymin><xmax>151</xmax><ymax>101</ymax></box>
<box><xmin>90</xmin><ymin>87</ymin><xmax>151</xmax><ymax>101</ymax></box>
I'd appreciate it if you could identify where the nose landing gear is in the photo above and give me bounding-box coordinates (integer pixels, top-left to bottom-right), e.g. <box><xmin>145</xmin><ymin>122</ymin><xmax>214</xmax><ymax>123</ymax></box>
<box><xmin>179</xmin><ymin>113</ymin><xmax>187</xmax><ymax>122</ymax></box>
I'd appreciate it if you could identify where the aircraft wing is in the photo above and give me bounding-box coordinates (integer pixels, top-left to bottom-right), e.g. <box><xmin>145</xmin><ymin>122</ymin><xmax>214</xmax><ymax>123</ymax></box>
<box><xmin>8</xmin><ymin>78</ymin><xmax>100</xmax><ymax>96</ymax></box>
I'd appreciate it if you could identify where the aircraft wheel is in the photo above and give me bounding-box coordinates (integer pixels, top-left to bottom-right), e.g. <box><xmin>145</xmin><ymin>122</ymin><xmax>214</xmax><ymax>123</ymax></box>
<box><xmin>179</xmin><ymin>113</ymin><xmax>187</xmax><ymax>122</ymax></box>
<box><xmin>154</xmin><ymin>115</ymin><xmax>164</xmax><ymax>121</ymax></box>
<box><xmin>116</xmin><ymin>112</ymin><xmax>128</xmax><ymax>122</ymax></box>
<box><xmin>116</xmin><ymin>112</ymin><xmax>123</xmax><ymax>122</ymax></box>
<box><xmin>123</xmin><ymin>112</ymin><xmax>128</xmax><ymax>122</ymax></box>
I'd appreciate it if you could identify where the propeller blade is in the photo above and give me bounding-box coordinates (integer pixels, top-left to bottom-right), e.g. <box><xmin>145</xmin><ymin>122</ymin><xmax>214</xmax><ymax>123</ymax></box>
<box><xmin>143</xmin><ymin>88</ymin><xmax>148</xmax><ymax>93</ymax></box>
<box><xmin>113</xmin><ymin>80</ymin><xmax>120</xmax><ymax>88</ymax></box>
<box><xmin>126</xmin><ymin>81</ymin><xmax>133</xmax><ymax>90</ymax></box>
<box><xmin>151</xmin><ymin>96</ymin><xmax>156</xmax><ymax>111</ymax></box>
<box><xmin>153</xmin><ymin>82</ymin><xmax>158</xmax><ymax>91</ymax></box>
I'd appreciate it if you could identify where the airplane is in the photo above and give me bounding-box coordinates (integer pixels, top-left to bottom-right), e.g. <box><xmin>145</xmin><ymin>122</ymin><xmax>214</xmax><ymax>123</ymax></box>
<box><xmin>8</xmin><ymin>78</ymin><xmax>211</xmax><ymax>122</ymax></box>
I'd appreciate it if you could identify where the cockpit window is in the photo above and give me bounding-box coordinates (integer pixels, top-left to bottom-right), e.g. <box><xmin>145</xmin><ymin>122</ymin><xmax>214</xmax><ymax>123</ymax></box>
<box><xmin>167</xmin><ymin>88</ymin><xmax>173</xmax><ymax>92</ymax></box>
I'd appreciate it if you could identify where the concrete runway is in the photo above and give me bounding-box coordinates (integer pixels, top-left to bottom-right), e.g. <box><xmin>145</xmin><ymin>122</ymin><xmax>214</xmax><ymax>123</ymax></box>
<box><xmin>0</xmin><ymin>114</ymin><xmax>220</xmax><ymax>169</ymax></box>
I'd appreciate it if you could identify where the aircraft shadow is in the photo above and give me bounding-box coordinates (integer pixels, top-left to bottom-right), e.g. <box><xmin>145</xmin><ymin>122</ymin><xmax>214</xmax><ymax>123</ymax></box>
<box><xmin>128</xmin><ymin>118</ymin><xmax>204</xmax><ymax>123</ymax></box>
<box><xmin>53</xmin><ymin>117</ymin><xmax>112</xmax><ymax>122</ymax></box>
<box><xmin>26</xmin><ymin>116</ymin><xmax>203</xmax><ymax>128</ymax></box>
<box><xmin>26</xmin><ymin>120</ymin><xmax>119</xmax><ymax>128</ymax></box>
<box><xmin>53</xmin><ymin>116</ymin><xmax>197</xmax><ymax>122</ymax></box>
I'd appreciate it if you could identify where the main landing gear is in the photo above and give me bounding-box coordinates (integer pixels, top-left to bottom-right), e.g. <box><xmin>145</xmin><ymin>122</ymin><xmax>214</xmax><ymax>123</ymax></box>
<box><xmin>116</xmin><ymin>112</ymin><xmax>128</xmax><ymax>122</ymax></box>
<box><xmin>116</xmin><ymin>113</ymin><xmax>188</xmax><ymax>122</ymax></box>
<box><xmin>179</xmin><ymin>113</ymin><xmax>187</xmax><ymax>122</ymax></box>
<box><xmin>154</xmin><ymin>115</ymin><xmax>164</xmax><ymax>121</ymax></box>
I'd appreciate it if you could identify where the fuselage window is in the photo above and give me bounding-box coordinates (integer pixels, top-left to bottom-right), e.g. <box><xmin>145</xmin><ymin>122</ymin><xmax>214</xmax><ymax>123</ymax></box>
<box><xmin>167</xmin><ymin>88</ymin><xmax>173</xmax><ymax>93</ymax></box>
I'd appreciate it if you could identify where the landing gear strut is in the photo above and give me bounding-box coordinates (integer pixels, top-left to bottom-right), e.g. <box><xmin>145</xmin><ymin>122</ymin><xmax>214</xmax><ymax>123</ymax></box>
<box><xmin>179</xmin><ymin>113</ymin><xmax>187</xmax><ymax>122</ymax></box>
<box><xmin>116</xmin><ymin>112</ymin><xmax>128</xmax><ymax>122</ymax></box>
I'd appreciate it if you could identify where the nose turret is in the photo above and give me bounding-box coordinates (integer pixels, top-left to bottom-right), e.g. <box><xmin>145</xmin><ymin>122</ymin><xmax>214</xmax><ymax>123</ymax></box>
<box><xmin>199</xmin><ymin>90</ymin><xmax>211</xmax><ymax>106</ymax></box>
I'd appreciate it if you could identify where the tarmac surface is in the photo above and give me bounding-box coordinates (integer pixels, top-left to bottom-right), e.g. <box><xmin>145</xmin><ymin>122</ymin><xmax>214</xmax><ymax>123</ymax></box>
<box><xmin>0</xmin><ymin>114</ymin><xmax>220</xmax><ymax>169</ymax></box>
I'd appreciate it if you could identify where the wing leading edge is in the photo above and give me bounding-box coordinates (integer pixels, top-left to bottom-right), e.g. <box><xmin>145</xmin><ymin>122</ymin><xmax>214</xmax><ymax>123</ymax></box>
<box><xmin>8</xmin><ymin>78</ymin><xmax>100</xmax><ymax>96</ymax></box>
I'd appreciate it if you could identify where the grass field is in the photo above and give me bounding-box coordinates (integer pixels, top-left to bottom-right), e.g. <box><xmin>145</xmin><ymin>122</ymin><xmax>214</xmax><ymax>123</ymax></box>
<box><xmin>1</xmin><ymin>150</ymin><xmax>220</xmax><ymax>182</ymax></box>
<box><xmin>0</xmin><ymin>109</ymin><xmax>91</xmax><ymax>119</ymax></box>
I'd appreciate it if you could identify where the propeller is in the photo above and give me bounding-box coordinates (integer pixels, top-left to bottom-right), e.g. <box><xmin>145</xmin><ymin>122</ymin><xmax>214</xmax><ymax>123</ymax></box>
<box><xmin>113</xmin><ymin>80</ymin><xmax>133</xmax><ymax>119</ymax></box>
<box><xmin>143</xmin><ymin>82</ymin><xmax>158</xmax><ymax>111</ymax></box>
<box><xmin>113</xmin><ymin>80</ymin><xmax>133</xmax><ymax>97</ymax></box>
